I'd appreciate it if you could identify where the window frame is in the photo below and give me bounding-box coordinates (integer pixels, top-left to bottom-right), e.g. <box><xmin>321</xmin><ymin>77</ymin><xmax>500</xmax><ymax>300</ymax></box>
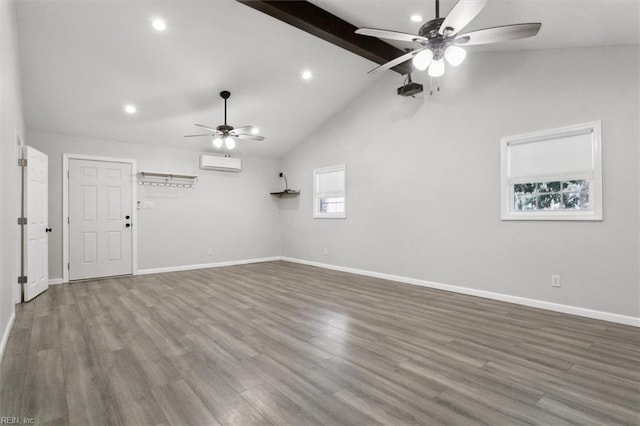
<box><xmin>500</xmin><ymin>121</ymin><xmax>602</xmax><ymax>221</ymax></box>
<box><xmin>313</xmin><ymin>164</ymin><xmax>346</xmax><ymax>219</ymax></box>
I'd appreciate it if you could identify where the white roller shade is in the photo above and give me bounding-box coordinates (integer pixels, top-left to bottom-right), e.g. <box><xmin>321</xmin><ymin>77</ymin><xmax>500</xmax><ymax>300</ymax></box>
<box><xmin>317</xmin><ymin>169</ymin><xmax>345</xmax><ymax>193</ymax></box>
<box><xmin>509</xmin><ymin>131</ymin><xmax>593</xmax><ymax>178</ymax></box>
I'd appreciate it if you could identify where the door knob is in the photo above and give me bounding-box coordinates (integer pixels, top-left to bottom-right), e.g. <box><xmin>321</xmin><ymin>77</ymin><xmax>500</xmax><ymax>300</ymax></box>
<box><xmin>125</xmin><ymin>223</ymin><xmax>131</xmax><ymax>228</ymax></box>
<box><xmin>125</xmin><ymin>215</ymin><xmax>130</xmax><ymax>219</ymax></box>
<box><xmin>45</xmin><ymin>228</ymin><xmax>52</xmax><ymax>233</ymax></box>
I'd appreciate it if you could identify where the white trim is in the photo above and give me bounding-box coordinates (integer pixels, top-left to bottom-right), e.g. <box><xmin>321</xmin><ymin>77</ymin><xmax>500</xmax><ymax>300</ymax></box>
<box><xmin>15</xmin><ymin>131</ymin><xmax>23</xmax><ymax>304</ymax></box>
<box><xmin>500</xmin><ymin>121</ymin><xmax>603</xmax><ymax>221</ymax></box>
<box><xmin>137</xmin><ymin>256</ymin><xmax>281</xmax><ymax>275</ymax></box>
<box><xmin>49</xmin><ymin>278</ymin><xmax>64</xmax><ymax>285</ymax></box>
<box><xmin>63</xmin><ymin>154</ymin><xmax>138</xmax><ymax>283</ymax></box>
<box><xmin>280</xmin><ymin>256</ymin><xmax>640</xmax><ymax>327</ymax></box>
<box><xmin>0</xmin><ymin>312</ymin><xmax>16</xmax><ymax>364</ymax></box>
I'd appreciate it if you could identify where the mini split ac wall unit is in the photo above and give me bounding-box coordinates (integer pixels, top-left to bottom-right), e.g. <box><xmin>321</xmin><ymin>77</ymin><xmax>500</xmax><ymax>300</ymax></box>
<box><xmin>199</xmin><ymin>155</ymin><xmax>241</xmax><ymax>172</ymax></box>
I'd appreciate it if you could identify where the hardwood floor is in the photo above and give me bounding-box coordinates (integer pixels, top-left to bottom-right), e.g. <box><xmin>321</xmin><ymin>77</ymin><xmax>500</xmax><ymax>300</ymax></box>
<box><xmin>1</xmin><ymin>260</ymin><xmax>638</xmax><ymax>425</ymax></box>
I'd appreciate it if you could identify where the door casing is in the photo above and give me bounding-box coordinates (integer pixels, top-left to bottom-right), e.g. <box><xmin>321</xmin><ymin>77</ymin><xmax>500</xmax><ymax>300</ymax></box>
<box><xmin>62</xmin><ymin>154</ymin><xmax>137</xmax><ymax>283</ymax></box>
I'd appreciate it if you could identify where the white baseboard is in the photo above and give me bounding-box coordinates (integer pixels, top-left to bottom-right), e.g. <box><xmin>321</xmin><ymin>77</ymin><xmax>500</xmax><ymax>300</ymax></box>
<box><xmin>49</xmin><ymin>278</ymin><xmax>64</xmax><ymax>285</ymax></box>
<box><xmin>281</xmin><ymin>257</ymin><xmax>640</xmax><ymax>327</ymax></box>
<box><xmin>0</xmin><ymin>311</ymin><xmax>16</xmax><ymax>364</ymax></box>
<box><xmin>137</xmin><ymin>256</ymin><xmax>282</xmax><ymax>275</ymax></box>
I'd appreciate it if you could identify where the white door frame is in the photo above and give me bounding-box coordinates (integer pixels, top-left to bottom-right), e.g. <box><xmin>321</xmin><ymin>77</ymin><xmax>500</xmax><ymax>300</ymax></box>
<box><xmin>62</xmin><ymin>154</ymin><xmax>138</xmax><ymax>283</ymax></box>
<box><xmin>15</xmin><ymin>131</ymin><xmax>24</xmax><ymax>303</ymax></box>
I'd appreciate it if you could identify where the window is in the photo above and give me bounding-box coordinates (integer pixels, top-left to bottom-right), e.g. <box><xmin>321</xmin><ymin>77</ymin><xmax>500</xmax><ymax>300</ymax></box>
<box><xmin>513</xmin><ymin>180</ymin><xmax>590</xmax><ymax>211</ymax></box>
<box><xmin>313</xmin><ymin>164</ymin><xmax>346</xmax><ymax>218</ymax></box>
<box><xmin>500</xmin><ymin>121</ymin><xmax>602</xmax><ymax>221</ymax></box>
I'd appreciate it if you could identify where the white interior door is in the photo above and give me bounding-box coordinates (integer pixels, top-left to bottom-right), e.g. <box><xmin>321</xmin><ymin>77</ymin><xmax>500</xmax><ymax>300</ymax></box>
<box><xmin>69</xmin><ymin>159</ymin><xmax>132</xmax><ymax>280</ymax></box>
<box><xmin>24</xmin><ymin>146</ymin><xmax>49</xmax><ymax>301</ymax></box>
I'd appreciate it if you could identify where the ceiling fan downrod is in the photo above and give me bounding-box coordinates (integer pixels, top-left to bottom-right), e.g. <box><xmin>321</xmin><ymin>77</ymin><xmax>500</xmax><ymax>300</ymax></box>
<box><xmin>220</xmin><ymin>90</ymin><xmax>231</xmax><ymax>125</ymax></box>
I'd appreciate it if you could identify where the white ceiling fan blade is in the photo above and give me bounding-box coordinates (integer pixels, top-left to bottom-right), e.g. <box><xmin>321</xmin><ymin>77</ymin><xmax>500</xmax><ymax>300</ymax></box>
<box><xmin>439</xmin><ymin>0</ymin><xmax>488</xmax><ymax>35</ymax></box>
<box><xmin>454</xmin><ymin>23</ymin><xmax>542</xmax><ymax>46</ymax></box>
<box><xmin>183</xmin><ymin>134</ymin><xmax>214</xmax><ymax>138</ymax></box>
<box><xmin>194</xmin><ymin>123</ymin><xmax>218</xmax><ymax>132</ymax></box>
<box><xmin>367</xmin><ymin>48</ymin><xmax>425</xmax><ymax>74</ymax></box>
<box><xmin>356</xmin><ymin>28</ymin><xmax>429</xmax><ymax>44</ymax></box>
<box><xmin>234</xmin><ymin>134</ymin><xmax>265</xmax><ymax>141</ymax></box>
<box><xmin>231</xmin><ymin>125</ymin><xmax>256</xmax><ymax>133</ymax></box>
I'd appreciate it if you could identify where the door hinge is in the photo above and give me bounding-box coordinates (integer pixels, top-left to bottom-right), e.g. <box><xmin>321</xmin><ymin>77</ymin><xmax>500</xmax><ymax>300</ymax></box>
<box><xmin>17</xmin><ymin>217</ymin><xmax>27</xmax><ymax>225</ymax></box>
<box><xmin>18</xmin><ymin>158</ymin><xmax>27</xmax><ymax>167</ymax></box>
<box><xmin>18</xmin><ymin>276</ymin><xmax>27</xmax><ymax>284</ymax></box>
<box><xmin>67</xmin><ymin>263</ymin><xmax>70</xmax><ymax>270</ymax></box>
<box><xmin>67</xmin><ymin>217</ymin><xmax>70</xmax><ymax>224</ymax></box>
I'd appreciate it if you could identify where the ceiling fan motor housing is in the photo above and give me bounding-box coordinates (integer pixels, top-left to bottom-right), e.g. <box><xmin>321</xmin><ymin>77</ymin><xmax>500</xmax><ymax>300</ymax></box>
<box><xmin>418</xmin><ymin>18</ymin><xmax>445</xmax><ymax>39</ymax></box>
<box><xmin>417</xmin><ymin>18</ymin><xmax>450</xmax><ymax>59</ymax></box>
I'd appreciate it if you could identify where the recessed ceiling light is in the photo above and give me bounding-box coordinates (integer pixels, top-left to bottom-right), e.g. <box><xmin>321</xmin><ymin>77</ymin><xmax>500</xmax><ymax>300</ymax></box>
<box><xmin>302</xmin><ymin>70</ymin><xmax>313</xmax><ymax>80</ymax></box>
<box><xmin>124</xmin><ymin>104</ymin><xmax>137</xmax><ymax>114</ymax></box>
<box><xmin>410</xmin><ymin>14</ymin><xmax>423</xmax><ymax>23</ymax></box>
<box><xmin>152</xmin><ymin>18</ymin><xmax>167</xmax><ymax>32</ymax></box>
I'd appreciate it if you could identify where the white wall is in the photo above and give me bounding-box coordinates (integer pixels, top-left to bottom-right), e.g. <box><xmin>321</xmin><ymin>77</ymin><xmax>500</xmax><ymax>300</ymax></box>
<box><xmin>0</xmin><ymin>0</ymin><xmax>25</xmax><ymax>357</ymax></box>
<box><xmin>280</xmin><ymin>45</ymin><xmax>640</xmax><ymax>319</ymax></box>
<box><xmin>28</xmin><ymin>131</ymin><xmax>282</xmax><ymax>279</ymax></box>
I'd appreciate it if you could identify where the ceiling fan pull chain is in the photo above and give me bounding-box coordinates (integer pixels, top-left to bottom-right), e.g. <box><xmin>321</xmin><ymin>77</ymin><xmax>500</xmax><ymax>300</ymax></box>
<box><xmin>428</xmin><ymin>77</ymin><xmax>441</xmax><ymax>96</ymax></box>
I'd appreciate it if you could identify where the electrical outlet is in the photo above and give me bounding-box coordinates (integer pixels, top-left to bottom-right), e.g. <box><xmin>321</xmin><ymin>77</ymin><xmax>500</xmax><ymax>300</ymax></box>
<box><xmin>551</xmin><ymin>275</ymin><xmax>561</xmax><ymax>288</ymax></box>
<box><xmin>323</xmin><ymin>248</ymin><xmax>329</xmax><ymax>256</ymax></box>
<box><xmin>207</xmin><ymin>248</ymin><xmax>214</xmax><ymax>255</ymax></box>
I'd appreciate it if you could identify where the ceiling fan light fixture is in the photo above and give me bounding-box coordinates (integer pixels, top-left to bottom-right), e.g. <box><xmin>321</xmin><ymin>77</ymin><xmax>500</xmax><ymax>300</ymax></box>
<box><xmin>412</xmin><ymin>49</ymin><xmax>433</xmax><ymax>71</ymax></box>
<box><xmin>428</xmin><ymin>58</ymin><xmax>445</xmax><ymax>77</ymax></box>
<box><xmin>225</xmin><ymin>136</ymin><xmax>236</xmax><ymax>150</ymax></box>
<box><xmin>212</xmin><ymin>136</ymin><xmax>223</xmax><ymax>148</ymax></box>
<box><xmin>251</xmin><ymin>127</ymin><xmax>260</xmax><ymax>135</ymax></box>
<box><xmin>445</xmin><ymin>45</ymin><xmax>466</xmax><ymax>67</ymax></box>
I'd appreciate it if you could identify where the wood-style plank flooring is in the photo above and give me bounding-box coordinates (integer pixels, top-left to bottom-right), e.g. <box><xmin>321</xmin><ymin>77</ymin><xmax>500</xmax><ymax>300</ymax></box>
<box><xmin>1</xmin><ymin>260</ymin><xmax>639</xmax><ymax>425</ymax></box>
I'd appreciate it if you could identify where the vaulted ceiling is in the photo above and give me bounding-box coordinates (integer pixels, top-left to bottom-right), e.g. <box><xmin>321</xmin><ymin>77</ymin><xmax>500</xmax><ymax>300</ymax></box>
<box><xmin>15</xmin><ymin>1</ymin><xmax>639</xmax><ymax>159</ymax></box>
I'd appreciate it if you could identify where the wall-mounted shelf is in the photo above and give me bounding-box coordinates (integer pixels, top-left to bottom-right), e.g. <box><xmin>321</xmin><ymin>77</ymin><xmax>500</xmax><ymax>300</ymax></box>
<box><xmin>138</xmin><ymin>171</ymin><xmax>198</xmax><ymax>188</ymax></box>
<box><xmin>270</xmin><ymin>189</ymin><xmax>300</xmax><ymax>197</ymax></box>
<box><xmin>270</xmin><ymin>172</ymin><xmax>299</xmax><ymax>197</ymax></box>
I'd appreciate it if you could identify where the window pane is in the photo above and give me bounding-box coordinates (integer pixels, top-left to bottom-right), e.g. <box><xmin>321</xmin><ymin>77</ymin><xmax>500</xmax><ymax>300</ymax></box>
<box><xmin>514</xmin><ymin>194</ymin><xmax>537</xmax><ymax>210</ymax></box>
<box><xmin>514</xmin><ymin>183</ymin><xmax>536</xmax><ymax>195</ymax></box>
<box><xmin>563</xmin><ymin>192</ymin><xmax>589</xmax><ymax>209</ymax></box>
<box><xmin>538</xmin><ymin>181</ymin><xmax>561</xmax><ymax>193</ymax></box>
<box><xmin>563</xmin><ymin>180</ymin><xmax>589</xmax><ymax>192</ymax></box>
<box><xmin>538</xmin><ymin>193</ymin><xmax>562</xmax><ymax>209</ymax></box>
<box><xmin>320</xmin><ymin>197</ymin><xmax>345</xmax><ymax>214</ymax></box>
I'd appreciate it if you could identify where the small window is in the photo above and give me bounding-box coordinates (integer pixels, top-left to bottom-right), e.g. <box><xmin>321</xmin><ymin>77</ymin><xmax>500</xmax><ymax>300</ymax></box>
<box><xmin>501</xmin><ymin>121</ymin><xmax>602</xmax><ymax>221</ymax></box>
<box><xmin>313</xmin><ymin>165</ymin><xmax>346</xmax><ymax>218</ymax></box>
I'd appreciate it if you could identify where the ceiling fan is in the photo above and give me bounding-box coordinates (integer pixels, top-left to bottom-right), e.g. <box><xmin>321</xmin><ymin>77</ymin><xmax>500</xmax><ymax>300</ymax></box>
<box><xmin>355</xmin><ymin>0</ymin><xmax>542</xmax><ymax>77</ymax></box>
<box><xmin>184</xmin><ymin>90</ymin><xmax>265</xmax><ymax>150</ymax></box>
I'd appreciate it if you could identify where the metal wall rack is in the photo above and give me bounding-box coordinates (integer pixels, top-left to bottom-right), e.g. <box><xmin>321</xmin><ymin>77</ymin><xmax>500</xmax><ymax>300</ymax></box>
<box><xmin>138</xmin><ymin>171</ymin><xmax>198</xmax><ymax>188</ymax></box>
